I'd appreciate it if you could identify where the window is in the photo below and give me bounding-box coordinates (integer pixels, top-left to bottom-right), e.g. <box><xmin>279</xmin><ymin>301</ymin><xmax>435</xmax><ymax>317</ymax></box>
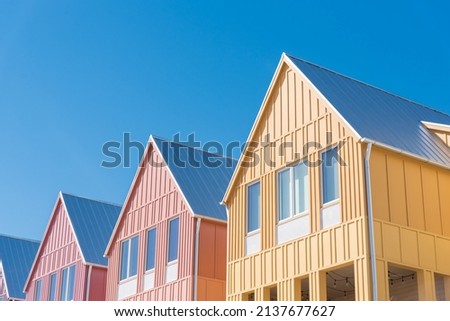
<box><xmin>168</xmin><ymin>218</ymin><xmax>179</xmax><ymax>262</ymax></box>
<box><xmin>146</xmin><ymin>228</ymin><xmax>157</xmax><ymax>271</ymax></box>
<box><xmin>322</xmin><ymin>147</ymin><xmax>339</xmax><ymax>204</ymax></box>
<box><xmin>60</xmin><ymin>265</ymin><xmax>75</xmax><ymax>301</ymax></box>
<box><xmin>48</xmin><ymin>273</ymin><xmax>57</xmax><ymax>301</ymax></box>
<box><xmin>34</xmin><ymin>279</ymin><xmax>42</xmax><ymax>301</ymax></box>
<box><xmin>278</xmin><ymin>162</ymin><xmax>309</xmax><ymax>220</ymax></box>
<box><xmin>247</xmin><ymin>182</ymin><xmax>260</xmax><ymax>232</ymax></box>
<box><xmin>120</xmin><ymin>235</ymin><xmax>139</xmax><ymax>281</ymax></box>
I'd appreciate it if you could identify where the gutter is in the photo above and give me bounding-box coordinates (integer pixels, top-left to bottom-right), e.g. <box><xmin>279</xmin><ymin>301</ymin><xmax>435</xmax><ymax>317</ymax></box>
<box><xmin>364</xmin><ymin>143</ymin><xmax>378</xmax><ymax>300</ymax></box>
<box><xmin>193</xmin><ymin>218</ymin><xmax>201</xmax><ymax>301</ymax></box>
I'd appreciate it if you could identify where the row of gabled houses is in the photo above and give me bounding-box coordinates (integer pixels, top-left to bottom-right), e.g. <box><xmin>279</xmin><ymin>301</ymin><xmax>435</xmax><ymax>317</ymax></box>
<box><xmin>1</xmin><ymin>53</ymin><xmax>450</xmax><ymax>301</ymax></box>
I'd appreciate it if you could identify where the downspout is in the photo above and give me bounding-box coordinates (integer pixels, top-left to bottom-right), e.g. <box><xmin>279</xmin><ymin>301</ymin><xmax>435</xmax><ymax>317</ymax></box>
<box><xmin>85</xmin><ymin>265</ymin><xmax>93</xmax><ymax>301</ymax></box>
<box><xmin>364</xmin><ymin>143</ymin><xmax>378</xmax><ymax>300</ymax></box>
<box><xmin>193</xmin><ymin>217</ymin><xmax>201</xmax><ymax>301</ymax></box>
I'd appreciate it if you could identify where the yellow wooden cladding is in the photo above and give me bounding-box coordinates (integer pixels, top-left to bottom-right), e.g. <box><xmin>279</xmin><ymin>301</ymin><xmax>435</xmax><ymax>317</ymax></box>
<box><xmin>370</xmin><ymin>147</ymin><xmax>450</xmax><ymax>238</ymax></box>
<box><xmin>370</xmin><ymin>146</ymin><xmax>450</xmax><ymax>300</ymax></box>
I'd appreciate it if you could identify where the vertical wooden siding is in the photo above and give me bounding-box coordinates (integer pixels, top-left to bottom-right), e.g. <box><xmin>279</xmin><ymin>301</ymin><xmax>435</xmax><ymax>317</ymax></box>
<box><xmin>25</xmin><ymin>200</ymin><xmax>88</xmax><ymax>301</ymax></box>
<box><xmin>197</xmin><ymin>220</ymin><xmax>227</xmax><ymax>300</ymax></box>
<box><xmin>89</xmin><ymin>266</ymin><xmax>108</xmax><ymax>301</ymax></box>
<box><xmin>370</xmin><ymin>146</ymin><xmax>450</xmax><ymax>300</ymax></box>
<box><xmin>226</xmin><ymin>61</ymin><xmax>369</xmax><ymax>300</ymax></box>
<box><xmin>106</xmin><ymin>144</ymin><xmax>195</xmax><ymax>301</ymax></box>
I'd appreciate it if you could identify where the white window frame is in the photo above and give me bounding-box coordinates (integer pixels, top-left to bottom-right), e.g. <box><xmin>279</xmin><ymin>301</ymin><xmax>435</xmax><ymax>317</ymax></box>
<box><xmin>277</xmin><ymin>161</ymin><xmax>309</xmax><ymax>224</ymax></box>
<box><xmin>119</xmin><ymin>235</ymin><xmax>139</xmax><ymax>282</ymax></box>
<box><xmin>145</xmin><ymin>227</ymin><xmax>157</xmax><ymax>272</ymax></box>
<box><xmin>60</xmin><ymin>264</ymin><xmax>76</xmax><ymax>301</ymax></box>
<box><xmin>34</xmin><ymin>279</ymin><xmax>42</xmax><ymax>301</ymax></box>
<box><xmin>167</xmin><ymin>217</ymin><xmax>179</xmax><ymax>264</ymax></box>
<box><xmin>246</xmin><ymin>181</ymin><xmax>261</xmax><ymax>235</ymax></box>
<box><xmin>321</xmin><ymin>146</ymin><xmax>340</xmax><ymax>206</ymax></box>
<box><xmin>48</xmin><ymin>272</ymin><xmax>57</xmax><ymax>301</ymax></box>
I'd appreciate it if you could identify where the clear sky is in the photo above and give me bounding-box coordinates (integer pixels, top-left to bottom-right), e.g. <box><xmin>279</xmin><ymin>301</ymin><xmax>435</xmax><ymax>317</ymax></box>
<box><xmin>1</xmin><ymin>1</ymin><xmax>449</xmax><ymax>240</ymax></box>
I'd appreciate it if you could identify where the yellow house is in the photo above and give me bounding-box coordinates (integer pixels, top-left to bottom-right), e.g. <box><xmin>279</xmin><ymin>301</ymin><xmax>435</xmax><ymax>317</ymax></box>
<box><xmin>222</xmin><ymin>53</ymin><xmax>450</xmax><ymax>301</ymax></box>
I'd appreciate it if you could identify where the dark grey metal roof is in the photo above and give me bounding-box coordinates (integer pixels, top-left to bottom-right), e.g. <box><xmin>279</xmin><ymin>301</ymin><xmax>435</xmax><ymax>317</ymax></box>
<box><xmin>0</xmin><ymin>234</ymin><xmax>40</xmax><ymax>300</ymax></box>
<box><xmin>62</xmin><ymin>193</ymin><xmax>121</xmax><ymax>266</ymax></box>
<box><xmin>152</xmin><ymin>136</ymin><xmax>237</xmax><ymax>221</ymax></box>
<box><xmin>287</xmin><ymin>55</ymin><xmax>450</xmax><ymax>166</ymax></box>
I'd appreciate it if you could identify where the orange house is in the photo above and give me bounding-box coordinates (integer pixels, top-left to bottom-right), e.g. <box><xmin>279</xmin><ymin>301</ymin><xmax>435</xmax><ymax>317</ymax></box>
<box><xmin>105</xmin><ymin>136</ymin><xmax>236</xmax><ymax>300</ymax></box>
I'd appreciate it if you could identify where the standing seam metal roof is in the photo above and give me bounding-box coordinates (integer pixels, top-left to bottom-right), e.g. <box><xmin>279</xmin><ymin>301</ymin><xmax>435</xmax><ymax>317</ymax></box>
<box><xmin>152</xmin><ymin>136</ymin><xmax>237</xmax><ymax>221</ymax></box>
<box><xmin>61</xmin><ymin>193</ymin><xmax>121</xmax><ymax>266</ymax></box>
<box><xmin>0</xmin><ymin>234</ymin><xmax>40</xmax><ymax>300</ymax></box>
<box><xmin>287</xmin><ymin>55</ymin><xmax>450</xmax><ymax>166</ymax></box>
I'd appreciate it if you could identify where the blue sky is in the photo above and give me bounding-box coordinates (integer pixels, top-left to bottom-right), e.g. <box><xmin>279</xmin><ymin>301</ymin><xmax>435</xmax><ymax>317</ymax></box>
<box><xmin>1</xmin><ymin>1</ymin><xmax>449</xmax><ymax>240</ymax></box>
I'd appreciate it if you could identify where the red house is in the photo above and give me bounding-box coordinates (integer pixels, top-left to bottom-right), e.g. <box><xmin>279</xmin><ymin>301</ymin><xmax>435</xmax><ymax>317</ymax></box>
<box><xmin>24</xmin><ymin>192</ymin><xmax>121</xmax><ymax>301</ymax></box>
<box><xmin>104</xmin><ymin>136</ymin><xmax>236</xmax><ymax>300</ymax></box>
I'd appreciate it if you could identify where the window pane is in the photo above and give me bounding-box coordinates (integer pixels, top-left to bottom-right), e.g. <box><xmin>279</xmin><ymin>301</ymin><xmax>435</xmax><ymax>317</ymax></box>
<box><xmin>130</xmin><ymin>236</ymin><xmax>139</xmax><ymax>277</ymax></box>
<box><xmin>322</xmin><ymin>148</ymin><xmax>339</xmax><ymax>203</ymax></box>
<box><xmin>247</xmin><ymin>182</ymin><xmax>260</xmax><ymax>232</ymax></box>
<box><xmin>146</xmin><ymin>229</ymin><xmax>157</xmax><ymax>271</ymax></box>
<box><xmin>34</xmin><ymin>279</ymin><xmax>42</xmax><ymax>301</ymax></box>
<box><xmin>120</xmin><ymin>240</ymin><xmax>129</xmax><ymax>281</ymax></box>
<box><xmin>67</xmin><ymin>265</ymin><xmax>76</xmax><ymax>301</ymax></box>
<box><xmin>60</xmin><ymin>268</ymin><xmax>68</xmax><ymax>300</ymax></box>
<box><xmin>168</xmin><ymin>218</ymin><xmax>179</xmax><ymax>262</ymax></box>
<box><xmin>49</xmin><ymin>273</ymin><xmax>57</xmax><ymax>301</ymax></box>
<box><xmin>278</xmin><ymin>170</ymin><xmax>291</xmax><ymax>220</ymax></box>
<box><xmin>294</xmin><ymin>162</ymin><xmax>309</xmax><ymax>213</ymax></box>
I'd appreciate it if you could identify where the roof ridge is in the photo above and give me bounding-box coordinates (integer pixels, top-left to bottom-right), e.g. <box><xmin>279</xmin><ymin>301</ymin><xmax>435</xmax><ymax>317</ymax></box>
<box><xmin>151</xmin><ymin>135</ymin><xmax>238</xmax><ymax>161</ymax></box>
<box><xmin>286</xmin><ymin>54</ymin><xmax>450</xmax><ymax>118</ymax></box>
<box><xmin>61</xmin><ymin>192</ymin><xmax>122</xmax><ymax>208</ymax></box>
<box><xmin>0</xmin><ymin>233</ymin><xmax>40</xmax><ymax>244</ymax></box>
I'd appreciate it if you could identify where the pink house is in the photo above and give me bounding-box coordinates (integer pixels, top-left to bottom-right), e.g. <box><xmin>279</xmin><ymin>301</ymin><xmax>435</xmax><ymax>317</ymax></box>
<box><xmin>104</xmin><ymin>136</ymin><xmax>236</xmax><ymax>301</ymax></box>
<box><xmin>24</xmin><ymin>192</ymin><xmax>121</xmax><ymax>301</ymax></box>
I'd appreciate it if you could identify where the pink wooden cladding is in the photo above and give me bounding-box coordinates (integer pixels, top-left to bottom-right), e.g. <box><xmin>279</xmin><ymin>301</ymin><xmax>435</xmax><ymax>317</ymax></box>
<box><xmin>0</xmin><ymin>273</ymin><xmax>6</xmax><ymax>300</ymax></box>
<box><xmin>25</xmin><ymin>199</ymin><xmax>107</xmax><ymax>301</ymax></box>
<box><xmin>106</xmin><ymin>144</ymin><xmax>195</xmax><ymax>301</ymax></box>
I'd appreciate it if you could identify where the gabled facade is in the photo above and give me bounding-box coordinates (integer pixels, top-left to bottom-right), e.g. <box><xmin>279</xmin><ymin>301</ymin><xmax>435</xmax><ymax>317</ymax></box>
<box><xmin>222</xmin><ymin>53</ymin><xmax>450</xmax><ymax>301</ymax></box>
<box><xmin>24</xmin><ymin>192</ymin><xmax>121</xmax><ymax>301</ymax></box>
<box><xmin>0</xmin><ymin>235</ymin><xmax>40</xmax><ymax>301</ymax></box>
<box><xmin>105</xmin><ymin>136</ymin><xmax>236</xmax><ymax>301</ymax></box>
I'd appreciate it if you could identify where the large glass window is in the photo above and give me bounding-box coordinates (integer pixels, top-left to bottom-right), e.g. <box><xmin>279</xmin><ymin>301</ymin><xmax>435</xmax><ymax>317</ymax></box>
<box><xmin>247</xmin><ymin>182</ymin><xmax>261</xmax><ymax>232</ymax></box>
<box><xmin>34</xmin><ymin>279</ymin><xmax>42</xmax><ymax>301</ymax></box>
<box><xmin>168</xmin><ymin>218</ymin><xmax>179</xmax><ymax>262</ymax></box>
<box><xmin>322</xmin><ymin>147</ymin><xmax>339</xmax><ymax>204</ymax></box>
<box><xmin>120</xmin><ymin>235</ymin><xmax>139</xmax><ymax>281</ymax></box>
<box><xmin>60</xmin><ymin>264</ymin><xmax>76</xmax><ymax>301</ymax></box>
<box><xmin>48</xmin><ymin>273</ymin><xmax>57</xmax><ymax>301</ymax></box>
<box><xmin>278</xmin><ymin>162</ymin><xmax>309</xmax><ymax>220</ymax></box>
<box><xmin>146</xmin><ymin>228</ymin><xmax>157</xmax><ymax>271</ymax></box>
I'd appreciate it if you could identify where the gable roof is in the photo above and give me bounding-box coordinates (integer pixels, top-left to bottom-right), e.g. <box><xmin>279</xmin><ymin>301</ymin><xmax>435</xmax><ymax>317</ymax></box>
<box><xmin>61</xmin><ymin>193</ymin><xmax>121</xmax><ymax>266</ymax></box>
<box><xmin>223</xmin><ymin>53</ymin><xmax>450</xmax><ymax>202</ymax></box>
<box><xmin>0</xmin><ymin>234</ymin><xmax>39</xmax><ymax>300</ymax></box>
<box><xmin>152</xmin><ymin>136</ymin><xmax>237</xmax><ymax>220</ymax></box>
<box><xmin>105</xmin><ymin>135</ymin><xmax>237</xmax><ymax>255</ymax></box>
<box><xmin>286</xmin><ymin>54</ymin><xmax>450</xmax><ymax>165</ymax></box>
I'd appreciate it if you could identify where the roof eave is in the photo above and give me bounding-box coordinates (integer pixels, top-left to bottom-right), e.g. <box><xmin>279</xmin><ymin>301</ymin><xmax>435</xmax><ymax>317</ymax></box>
<box><xmin>360</xmin><ymin>137</ymin><xmax>450</xmax><ymax>170</ymax></box>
